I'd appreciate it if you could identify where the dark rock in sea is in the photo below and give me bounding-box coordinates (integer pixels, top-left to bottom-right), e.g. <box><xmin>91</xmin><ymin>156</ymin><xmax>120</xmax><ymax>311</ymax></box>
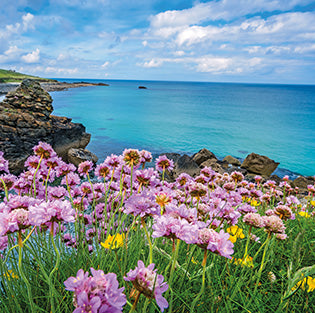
<box><xmin>241</xmin><ymin>153</ymin><xmax>279</xmax><ymax>176</ymax></box>
<box><xmin>0</xmin><ymin>79</ymin><xmax>92</xmax><ymax>173</ymax></box>
<box><xmin>174</xmin><ymin>154</ymin><xmax>200</xmax><ymax>177</ymax></box>
<box><xmin>291</xmin><ymin>176</ymin><xmax>314</xmax><ymax>193</ymax></box>
<box><xmin>68</xmin><ymin>148</ymin><xmax>98</xmax><ymax>167</ymax></box>
<box><xmin>192</xmin><ymin>148</ymin><xmax>217</xmax><ymax>166</ymax></box>
<box><xmin>200</xmin><ymin>159</ymin><xmax>224</xmax><ymax>174</ymax></box>
<box><xmin>223</xmin><ymin>155</ymin><xmax>241</xmax><ymax>166</ymax></box>
<box><xmin>138</xmin><ymin>86</ymin><xmax>147</xmax><ymax>89</ymax></box>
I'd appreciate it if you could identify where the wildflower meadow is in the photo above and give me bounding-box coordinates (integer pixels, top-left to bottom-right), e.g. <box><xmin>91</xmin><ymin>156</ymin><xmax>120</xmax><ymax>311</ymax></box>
<box><xmin>0</xmin><ymin>142</ymin><xmax>314</xmax><ymax>312</ymax></box>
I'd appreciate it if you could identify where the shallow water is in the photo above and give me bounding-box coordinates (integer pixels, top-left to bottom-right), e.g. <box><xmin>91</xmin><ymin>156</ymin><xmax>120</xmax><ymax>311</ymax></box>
<box><xmin>48</xmin><ymin>79</ymin><xmax>315</xmax><ymax>177</ymax></box>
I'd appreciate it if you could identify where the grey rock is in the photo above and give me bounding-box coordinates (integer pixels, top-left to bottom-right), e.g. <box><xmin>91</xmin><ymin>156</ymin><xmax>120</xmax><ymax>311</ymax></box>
<box><xmin>174</xmin><ymin>154</ymin><xmax>200</xmax><ymax>178</ymax></box>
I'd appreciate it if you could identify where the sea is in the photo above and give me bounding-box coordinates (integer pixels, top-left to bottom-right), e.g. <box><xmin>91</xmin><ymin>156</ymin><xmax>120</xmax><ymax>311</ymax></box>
<box><xmin>2</xmin><ymin>79</ymin><xmax>315</xmax><ymax>178</ymax></box>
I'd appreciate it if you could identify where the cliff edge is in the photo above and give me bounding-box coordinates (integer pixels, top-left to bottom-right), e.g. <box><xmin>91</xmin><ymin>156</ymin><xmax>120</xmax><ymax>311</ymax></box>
<box><xmin>0</xmin><ymin>79</ymin><xmax>92</xmax><ymax>173</ymax></box>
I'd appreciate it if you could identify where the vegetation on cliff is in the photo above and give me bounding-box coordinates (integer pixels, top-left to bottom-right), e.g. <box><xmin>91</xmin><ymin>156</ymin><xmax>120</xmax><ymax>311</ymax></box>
<box><xmin>0</xmin><ymin>69</ymin><xmax>54</xmax><ymax>83</ymax></box>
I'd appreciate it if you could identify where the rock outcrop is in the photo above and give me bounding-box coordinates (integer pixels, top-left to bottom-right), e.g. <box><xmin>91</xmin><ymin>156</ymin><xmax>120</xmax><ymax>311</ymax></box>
<box><xmin>0</xmin><ymin>79</ymin><xmax>92</xmax><ymax>173</ymax></box>
<box><xmin>241</xmin><ymin>153</ymin><xmax>279</xmax><ymax>176</ymax></box>
<box><xmin>68</xmin><ymin>148</ymin><xmax>98</xmax><ymax>167</ymax></box>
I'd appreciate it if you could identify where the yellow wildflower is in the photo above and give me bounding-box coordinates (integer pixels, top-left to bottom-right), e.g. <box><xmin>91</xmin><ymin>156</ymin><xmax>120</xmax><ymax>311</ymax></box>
<box><xmin>101</xmin><ymin>233</ymin><xmax>125</xmax><ymax>250</ymax></box>
<box><xmin>298</xmin><ymin>211</ymin><xmax>311</xmax><ymax>218</ymax></box>
<box><xmin>310</xmin><ymin>200</ymin><xmax>315</xmax><ymax>207</ymax></box>
<box><xmin>292</xmin><ymin>276</ymin><xmax>315</xmax><ymax>293</ymax></box>
<box><xmin>232</xmin><ymin>255</ymin><xmax>254</xmax><ymax>268</ymax></box>
<box><xmin>3</xmin><ymin>270</ymin><xmax>19</xmax><ymax>281</ymax></box>
<box><xmin>191</xmin><ymin>257</ymin><xmax>198</xmax><ymax>265</ymax></box>
<box><xmin>250</xmin><ymin>199</ymin><xmax>260</xmax><ymax>207</ymax></box>
<box><xmin>227</xmin><ymin>225</ymin><xmax>245</xmax><ymax>243</ymax></box>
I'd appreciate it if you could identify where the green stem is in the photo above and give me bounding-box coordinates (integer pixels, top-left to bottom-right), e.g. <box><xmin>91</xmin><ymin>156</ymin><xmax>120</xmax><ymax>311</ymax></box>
<box><xmin>44</xmin><ymin>167</ymin><xmax>52</xmax><ymax>201</ymax></box>
<box><xmin>254</xmin><ymin>232</ymin><xmax>271</xmax><ymax>295</ymax></box>
<box><xmin>32</xmin><ymin>155</ymin><xmax>43</xmax><ymax>198</ymax></box>
<box><xmin>17</xmin><ymin>231</ymin><xmax>36</xmax><ymax>312</ymax></box>
<box><xmin>243</xmin><ymin>225</ymin><xmax>252</xmax><ymax>258</ymax></box>
<box><xmin>130</xmin><ymin>163</ymin><xmax>134</xmax><ymax>195</ymax></box>
<box><xmin>48</xmin><ymin>223</ymin><xmax>61</xmax><ymax>313</ymax></box>
<box><xmin>191</xmin><ymin>250</ymin><xmax>207</xmax><ymax>312</ymax></box>
<box><xmin>141</xmin><ymin>217</ymin><xmax>153</xmax><ymax>264</ymax></box>
<box><xmin>168</xmin><ymin>239</ymin><xmax>181</xmax><ymax>313</ymax></box>
<box><xmin>0</xmin><ymin>178</ymin><xmax>9</xmax><ymax>201</ymax></box>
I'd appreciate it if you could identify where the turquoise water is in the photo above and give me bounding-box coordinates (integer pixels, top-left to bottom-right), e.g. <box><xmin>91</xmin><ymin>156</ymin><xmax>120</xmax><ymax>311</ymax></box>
<box><xmin>50</xmin><ymin>80</ymin><xmax>315</xmax><ymax>177</ymax></box>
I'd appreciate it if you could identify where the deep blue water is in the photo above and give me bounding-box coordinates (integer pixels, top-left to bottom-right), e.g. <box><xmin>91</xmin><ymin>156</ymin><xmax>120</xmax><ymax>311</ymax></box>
<box><xmin>49</xmin><ymin>79</ymin><xmax>315</xmax><ymax>177</ymax></box>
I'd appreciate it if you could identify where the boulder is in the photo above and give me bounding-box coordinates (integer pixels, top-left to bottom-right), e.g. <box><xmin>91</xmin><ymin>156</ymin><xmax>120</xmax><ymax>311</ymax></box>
<box><xmin>138</xmin><ymin>86</ymin><xmax>147</xmax><ymax>89</ymax></box>
<box><xmin>223</xmin><ymin>155</ymin><xmax>241</xmax><ymax>166</ymax></box>
<box><xmin>241</xmin><ymin>153</ymin><xmax>279</xmax><ymax>176</ymax></box>
<box><xmin>68</xmin><ymin>148</ymin><xmax>98</xmax><ymax>167</ymax></box>
<box><xmin>192</xmin><ymin>148</ymin><xmax>217</xmax><ymax>166</ymax></box>
<box><xmin>291</xmin><ymin>176</ymin><xmax>314</xmax><ymax>192</ymax></box>
<box><xmin>174</xmin><ymin>154</ymin><xmax>200</xmax><ymax>178</ymax></box>
<box><xmin>0</xmin><ymin>79</ymin><xmax>92</xmax><ymax>173</ymax></box>
<box><xmin>200</xmin><ymin>159</ymin><xmax>224</xmax><ymax>174</ymax></box>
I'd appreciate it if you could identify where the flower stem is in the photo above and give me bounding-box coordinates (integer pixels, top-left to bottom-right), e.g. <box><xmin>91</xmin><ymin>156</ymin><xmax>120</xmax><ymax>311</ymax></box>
<box><xmin>168</xmin><ymin>239</ymin><xmax>181</xmax><ymax>313</ymax></box>
<box><xmin>254</xmin><ymin>232</ymin><xmax>271</xmax><ymax>295</ymax></box>
<box><xmin>48</xmin><ymin>223</ymin><xmax>60</xmax><ymax>313</ymax></box>
<box><xmin>141</xmin><ymin>217</ymin><xmax>153</xmax><ymax>264</ymax></box>
<box><xmin>129</xmin><ymin>290</ymin><xmax>141</xmax><ymax>313</ymax></box>
<box><xmin>191</xmin><ymin>250</ymin><xmax>207</xmax><ymax>312</ymax></box>
<box><xmin>17</xmin><ymin>231</ymin><xmax>36</xmax><ymax>312</ymax></box>
<box><xmin>0</xmin><ymin>178</ymin><xmax>9</xmax><ymax>201</ymax></box>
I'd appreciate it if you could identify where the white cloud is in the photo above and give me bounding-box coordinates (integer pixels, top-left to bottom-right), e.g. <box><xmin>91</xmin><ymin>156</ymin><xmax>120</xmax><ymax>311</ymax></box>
<box><xmin>294</xmin><ymin>44</ymin><xmax>315</xmax><ymax>53</ymax></box>
<box><xmin>21</xmin><ymin>48</ymin><xmax>40</xmax><ymax>63</ymax></box>
<box><xmin>45</xmin><ymin>67</ymin><xmax>78</xmax><ymax>74</ymax></box>
<box><xmin>142</xmin><ymin>59</ymin><xmax>164</xmax><ymax>68</ymax></box>
<box><xmin>22</xmin><ymin>13</ymin><xmax>34</xmax><ymax>31</ymax></box>
<box><xmin>5</xmin><ymin>45</ymin><xmax>20</xmax><ymax>56</ymax></box>
<box><xmin>172</xmin><ymin>12</ymin><xmax>315</xmax><ymax>47</ymax></box>
<box><xmin>101</xmin><ymin>61</ymin><xmax>109</xmax><ymax>68</ymax></box>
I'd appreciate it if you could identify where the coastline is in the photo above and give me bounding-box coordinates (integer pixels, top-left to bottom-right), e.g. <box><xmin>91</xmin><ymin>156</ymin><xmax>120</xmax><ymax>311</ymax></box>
<box><xmin>1</xmin><ymin>79</ymin><xmax>313</xmax><ymax>183</ymax></box>
<box><xmin>0</xmin><ymin>80</ymin><xmax>109</xmax><ymax>95</ymax></box>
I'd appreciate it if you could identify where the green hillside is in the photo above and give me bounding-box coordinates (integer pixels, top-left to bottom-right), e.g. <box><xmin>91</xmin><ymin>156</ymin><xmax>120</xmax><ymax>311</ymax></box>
<box><xmin>0</xmin><ymin>69</ymin><xmax>54</xmax><ymax>83</ymax></box>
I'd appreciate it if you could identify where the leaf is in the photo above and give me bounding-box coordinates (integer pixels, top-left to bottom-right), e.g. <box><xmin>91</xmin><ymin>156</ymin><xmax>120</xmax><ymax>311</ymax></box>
<box><xmin>283</xmin><ymin>263</ymin><xmax>315</xmax><ymax>299</ymax></box>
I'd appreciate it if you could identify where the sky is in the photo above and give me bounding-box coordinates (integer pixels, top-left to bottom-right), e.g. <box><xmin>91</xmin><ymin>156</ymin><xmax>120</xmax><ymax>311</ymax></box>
<box><xmin>0</xmin><ymin>0</ymin><xmax>315</xmax><ymax>84</ymax></box>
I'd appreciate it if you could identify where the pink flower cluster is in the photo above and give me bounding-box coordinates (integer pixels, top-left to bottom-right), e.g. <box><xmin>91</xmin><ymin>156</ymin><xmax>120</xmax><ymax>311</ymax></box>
<box><xmin>64</xmin><ymin>268</ymin><xmax>126</xmax><ymax>313</ymax></box>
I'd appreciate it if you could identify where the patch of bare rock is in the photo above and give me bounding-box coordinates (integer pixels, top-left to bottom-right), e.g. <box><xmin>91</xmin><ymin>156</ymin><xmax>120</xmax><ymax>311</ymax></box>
<box><xmin>0</xmin><ymin>79</ymin><xmax>97</xmax><ymax>174</ymax></box>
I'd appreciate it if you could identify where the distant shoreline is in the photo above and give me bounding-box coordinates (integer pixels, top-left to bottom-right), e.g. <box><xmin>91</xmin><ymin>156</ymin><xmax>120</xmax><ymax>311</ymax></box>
<box><xmin>0</xmin><ymin>80</ymin><xmax>109</xmax><ymax>95</ymax></box>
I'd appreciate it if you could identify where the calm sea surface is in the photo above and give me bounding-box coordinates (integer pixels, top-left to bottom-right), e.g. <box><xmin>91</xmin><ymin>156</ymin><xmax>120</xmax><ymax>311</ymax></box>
<box><xmin>49</xmin><ymin>79</ymin><xmax>315</xmax><ymax>177</ymax></box>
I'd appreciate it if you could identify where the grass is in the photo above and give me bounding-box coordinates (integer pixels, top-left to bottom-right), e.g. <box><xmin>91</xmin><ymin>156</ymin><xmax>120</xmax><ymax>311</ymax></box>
<box><xmin>0</xmin><ymin>144</ymin><xmax>314</xmax><ymax>313</ymax></box>
<box><xmin>0</xmin><ymin>69</ymin><xmax>54</xmax><ymax>83</ymax></box>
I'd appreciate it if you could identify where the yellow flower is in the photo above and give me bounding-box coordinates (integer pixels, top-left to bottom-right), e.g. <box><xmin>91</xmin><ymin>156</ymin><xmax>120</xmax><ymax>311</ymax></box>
<box><xmin>227</xmin><ymin>225</ymin><xmax>245</xmax><ymax>243</ymax></box>
<box><xmin>292</xmin><ymin>276</ymin><xmax>315</xmax><ymax>293</ymax></box>
<box><xmin>250</xmin><ymin>199</ymin><xmax>260</xmax><ymax>207</ymax></box>
<box><xmin>298</xmin><ymin>211</ymin><xmax>311</xmax><ymax>218</ymax></box>
<box><xmin>232</xmin><ymin>255</ymin><xmax>254</xmax><ymax>268</ymax></box>
<box><xmin>310</xmin><ymin>200</ymin><xmax>315</xmax><ymax>207</ymax></box>
<box><xmin>101</xmin><ymin>233</ymin><xmax>125</xmax><ymax>250</ymax></box>
<box><xmin>3</xmin><ymin>270</ymin><xmax>19</xmax><ymax>280</ymax></box>
<box><xmin>191</xmin><ymin>257</ymin><xmax>198</xmax><ymax>265</ymax></box>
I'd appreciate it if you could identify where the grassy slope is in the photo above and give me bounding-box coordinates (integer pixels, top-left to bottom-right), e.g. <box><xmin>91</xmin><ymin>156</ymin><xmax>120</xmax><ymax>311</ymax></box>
<box><xmin>0</xmin><ymin>68</ymin><xmax>54</xmax><ymax>83</ymax></box>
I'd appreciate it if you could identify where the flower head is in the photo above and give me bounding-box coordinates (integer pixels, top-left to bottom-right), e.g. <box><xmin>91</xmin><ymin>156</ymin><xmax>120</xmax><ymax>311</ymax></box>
<box><xmin>123</xmin><ymin>149</ymin><xmax>141</xmax><ymax>167</ymax></box>
<box><xmin>124</xmin><ymin>260</ymin><xmax>168</xmax><ymax>312</ymax></box>
<box><xmin>33</xmin><ymin>142</ymin><xmax>56</xmax><ymax>159</ymax></box>
<box><xmin>64</xmin><ymin>268</ymin><xmax>126</xmax><ymax>313</ymax></box>
<box><xmin>155</xmin><ymin>155</ymin><xmax>174</xmax><ymax>172</ymax></box>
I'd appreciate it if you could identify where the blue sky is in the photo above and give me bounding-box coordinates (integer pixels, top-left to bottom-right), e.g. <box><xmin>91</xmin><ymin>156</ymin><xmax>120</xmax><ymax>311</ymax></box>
<box><xmin>0</xmin><ymin>0</ymin><xmax>315</xmax><ymax>84</ymax></box>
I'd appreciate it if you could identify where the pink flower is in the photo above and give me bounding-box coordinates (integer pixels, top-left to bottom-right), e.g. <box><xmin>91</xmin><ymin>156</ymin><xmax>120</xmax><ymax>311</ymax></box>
<box><xmin>124</xmin><ymin>260</ymin><xmax>168</xmax><ymax>312</ymax></box>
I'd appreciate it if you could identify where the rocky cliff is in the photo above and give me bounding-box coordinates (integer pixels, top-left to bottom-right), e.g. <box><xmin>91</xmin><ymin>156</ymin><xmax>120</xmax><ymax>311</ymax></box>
<box><xmin>0</xmin><ymin>79</ymin><xmax>91</xmax><ymax>173</ymax></box>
